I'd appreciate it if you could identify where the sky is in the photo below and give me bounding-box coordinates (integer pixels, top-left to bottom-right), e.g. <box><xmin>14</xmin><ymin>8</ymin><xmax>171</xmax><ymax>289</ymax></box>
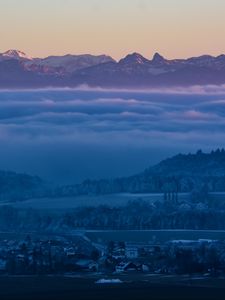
<box><xmin>0</xmin><ymin>88</ymin><xmax>225</xmax><ymax>184</ymax></box>
<box><xmin>1</xmin><ymin>0</ymin><xmax>225</xmax><ymax>60</ymax></box>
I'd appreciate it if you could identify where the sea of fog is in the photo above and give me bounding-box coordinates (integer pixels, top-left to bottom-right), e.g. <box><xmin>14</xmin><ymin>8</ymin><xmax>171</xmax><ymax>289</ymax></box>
<box><xmin>0</xmin><ymin>87</ymin><xmax>224</xmax><ymax>184</ymax></box>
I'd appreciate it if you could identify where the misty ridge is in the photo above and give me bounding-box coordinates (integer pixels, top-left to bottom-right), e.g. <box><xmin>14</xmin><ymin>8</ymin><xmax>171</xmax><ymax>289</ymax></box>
<box><xmin>57</xmin><ymin>149</ymin><xmax>225</xmax><ymax>196</ymax></box>
<box><xmin>0</xmin><ymin>88</ymin><xmax>225</xmax><ymax>183</ymax></box>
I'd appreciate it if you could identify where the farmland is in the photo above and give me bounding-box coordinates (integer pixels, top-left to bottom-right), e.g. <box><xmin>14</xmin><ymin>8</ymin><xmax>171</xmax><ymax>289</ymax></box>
<box><xmin>1</xmin><ymin>192</ymin><xmax>225</xmax><ymax>213</ymax></box>
<box><xmin>0</xmin><ymin>193</ymin><xmax>189</xmax><ymax>211</ymax></box>
<box><xmin>1</xmin><ymin>229</ymin><xmax>225</xmax><ymax>244</ymax></box>
<box><xmin>85</xmin><ymin>229</ymin><xmax>225</xmax><ymax>243</ymax></box>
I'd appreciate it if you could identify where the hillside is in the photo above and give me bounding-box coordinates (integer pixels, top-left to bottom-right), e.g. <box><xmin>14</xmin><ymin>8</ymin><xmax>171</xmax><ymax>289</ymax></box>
<box><xmin>147</xmin><ymin>149</ymin><xmax>225</xmax><ymax>177</ymax></box>
<box><xmin>58</xmin><ymin>149</ymin><xmax>225</xmax><ymax>196</ymax></box>
<box><xmin>0</xmin><ymin>170</ymin><xmax>49</xmax><ymax>201</ymax></box>
<box><xmin>0</xmin><ymin>150</ymin><xmax>225</xmax><ymax>201</ymax></box>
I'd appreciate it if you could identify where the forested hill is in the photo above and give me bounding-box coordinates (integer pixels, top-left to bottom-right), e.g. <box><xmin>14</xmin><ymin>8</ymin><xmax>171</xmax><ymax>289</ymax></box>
<box><xmin>0</xmin><ymin>170</ymin><xmax>49</xmax><ymax>201</ymax></box>
<box><xmin>1</xmin><ymin>150</ymin><xmax>225</xmax><ymax>201</ymax></box>
<box><xmin>146</xmin><ymin>149</ymin><xmax>225</xmax><ymax>177</ymax></box>
<box><xmin>58</xmin><ymin>149</ymin><xmax>225</xmax><ymax>196</ymax></box>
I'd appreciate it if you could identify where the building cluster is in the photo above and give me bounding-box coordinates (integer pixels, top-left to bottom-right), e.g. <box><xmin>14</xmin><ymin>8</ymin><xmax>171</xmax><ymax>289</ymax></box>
<box><xmin>0</xmin><ymin>235</ymin><xmax>98</xmax><ymax>275</ymax></box>
<box><xmin>0</xmin><ymin>235</ymin><xmax>225</xmax><ymax>277</ymax></box>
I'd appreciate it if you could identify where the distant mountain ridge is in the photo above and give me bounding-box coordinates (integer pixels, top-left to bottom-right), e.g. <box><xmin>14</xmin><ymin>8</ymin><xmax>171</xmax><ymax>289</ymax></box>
<box><xmin>1</xmin><ymin>49</ymin><xmax>225</xmax><ymax>88</ymax></box>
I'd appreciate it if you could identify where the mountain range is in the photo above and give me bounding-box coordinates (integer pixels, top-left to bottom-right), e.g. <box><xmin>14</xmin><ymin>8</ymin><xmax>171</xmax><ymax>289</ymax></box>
<box><xmin>1</xmin><ymin>49</ymin><xmax>225</xmax><ymax>88</ymax></box>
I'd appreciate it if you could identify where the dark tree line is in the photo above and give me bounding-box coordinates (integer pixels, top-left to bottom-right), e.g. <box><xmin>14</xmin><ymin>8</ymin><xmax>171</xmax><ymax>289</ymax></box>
<box><xmin>1</xmin><ymin>197</ymin><xmax>225</xmax><ymax>231</ymax></box>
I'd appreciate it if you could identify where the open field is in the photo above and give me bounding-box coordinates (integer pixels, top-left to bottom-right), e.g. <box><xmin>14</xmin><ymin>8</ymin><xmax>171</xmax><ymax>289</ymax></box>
<box><xmin>85</xmin><ymin>230</ymin><xmax>225</xmax><ymax>243</ymax></box>
<box><xmin>1</xmin><ymin>192</ymin><xmax>225</xmax><ymax>212</ymax></box>
<box><xmin>1</xmin><ymin>229</ymin><xmax>225</xmax><ymax>244</ymax></box>
<box><xmin>0</xmin><ymin>193</ymin><xmax>190</xmax><ymax>211</ymax></box>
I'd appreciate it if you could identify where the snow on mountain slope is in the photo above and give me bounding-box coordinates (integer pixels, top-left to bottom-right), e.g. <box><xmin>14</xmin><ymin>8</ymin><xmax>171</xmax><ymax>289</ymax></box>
<box><xmin>25</xmin><ymin>54</ymin><xmax>115</xmax><ymax>74</ymax></box>
<box><xmin>1</xmin><ymin>49</ymin><xmax>32</xmax><ymax>61</ymax></box>
<box><xmin>1</xmin><ymin>49</ymin><xmax>225</xmax><ymax>87</ymax></box>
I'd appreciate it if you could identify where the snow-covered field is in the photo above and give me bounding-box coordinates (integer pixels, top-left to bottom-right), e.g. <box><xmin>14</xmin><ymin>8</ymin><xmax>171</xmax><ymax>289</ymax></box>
<box><xmin>1</xmin><ymin>193</ymin><xmax>190</xmax><ymax>211</ymax></box>
<box><xmin>1</xmin><ymin>192</ymin><xmax>224</xmax><ymax>212</ymax></box>
<box><xmin>85</xmin><ymin>229</ymin><xmax>225</xmax><ymax>243</ymax></box>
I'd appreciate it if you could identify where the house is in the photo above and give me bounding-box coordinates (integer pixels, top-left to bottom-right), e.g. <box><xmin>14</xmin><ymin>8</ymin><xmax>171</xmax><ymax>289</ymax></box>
<box><xmin>115</xmin><ymin>262</ymin><xmax>138</xmax><ymax>273</ymax></box>
<box><xmin>75</xmin><ymin>259</ymin><xmax>98</xmax><ymax>272</ymax></box>
<box><xmin>125</xmin><ymin>246</ymin><xmax>138</xmax><ymax>259</ymax></box>
<box><xmin>124</xmin><ymin>242</ymin><xmax>164</xmax><ymax>259</ymax></box>
<box><xmin>65</xmin><ymin>247</ymin><xmax>76</xmax><ymax>257</ymax></box>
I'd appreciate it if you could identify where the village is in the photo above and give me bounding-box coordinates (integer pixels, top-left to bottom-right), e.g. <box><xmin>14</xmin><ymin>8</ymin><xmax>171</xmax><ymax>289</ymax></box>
<box><xmin>0</xmin><ymin>233</ymin><xmax>225</xmax><ymax>277</ymax></box>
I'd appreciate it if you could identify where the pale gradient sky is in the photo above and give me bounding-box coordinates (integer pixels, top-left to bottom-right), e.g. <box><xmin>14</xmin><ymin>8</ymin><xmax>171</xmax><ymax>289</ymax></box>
<box><xmin>1</xmin><ymin>0</ymin><xmax>225</xmax><ymax>60</ymax></box>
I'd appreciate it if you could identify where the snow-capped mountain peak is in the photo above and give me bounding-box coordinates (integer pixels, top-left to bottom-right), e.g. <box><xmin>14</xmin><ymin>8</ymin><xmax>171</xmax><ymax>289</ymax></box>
<box><xmin>2</xmin><ymin>49</ymin><xmax>32</xmax><ymax>60</ymax></box>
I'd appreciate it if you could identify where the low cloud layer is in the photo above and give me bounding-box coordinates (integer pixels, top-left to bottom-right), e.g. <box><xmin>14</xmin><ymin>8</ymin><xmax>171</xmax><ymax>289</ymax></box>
<box><xmin>0</xmin><ymin>87</ymin><xmax>225</xmax><ymax>183</ymax></box>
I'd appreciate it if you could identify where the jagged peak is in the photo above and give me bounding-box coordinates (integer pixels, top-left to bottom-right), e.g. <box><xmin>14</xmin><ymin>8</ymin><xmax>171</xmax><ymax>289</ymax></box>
<box><xmin>152</xmin><ymin>52</ymin><xmax>166</xmax><ymax>63</ymax></box>
<box><xmin>119</xmin><ymin>52</ymin><xmax>149</xmax><ymax>64</ymax></box>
